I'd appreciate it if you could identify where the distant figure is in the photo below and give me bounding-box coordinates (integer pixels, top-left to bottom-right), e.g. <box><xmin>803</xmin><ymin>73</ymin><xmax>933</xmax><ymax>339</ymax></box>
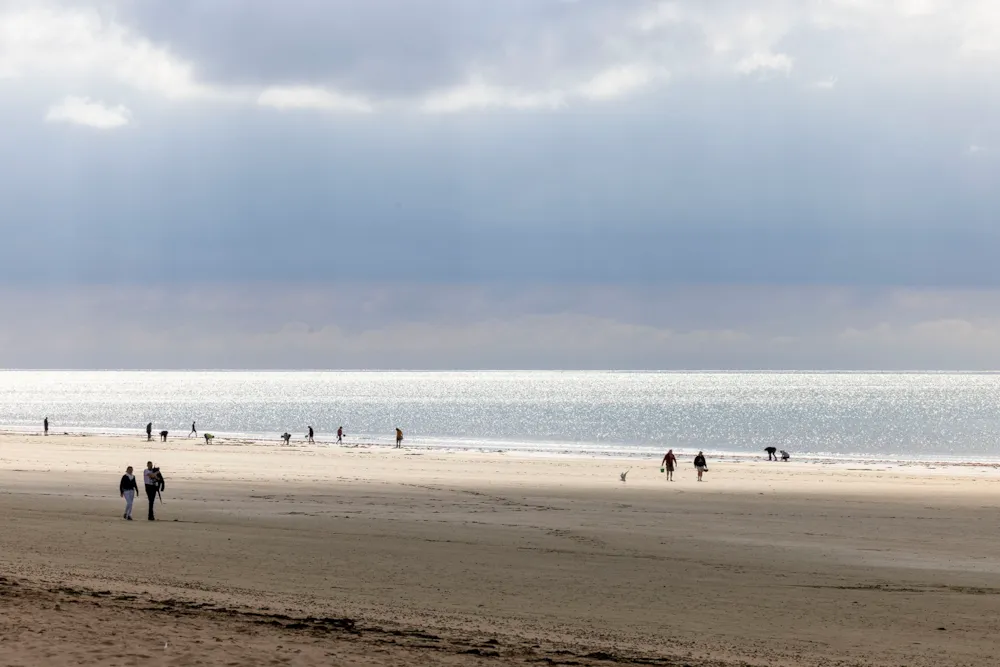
<box><xmin>694</xmin><ymin>451</ymin><xmax>708</xmax><ymax>482</ymax></box>
<box><xmin>143</xmin><ymin>461</ymin><xmax>162</xmax><ymax>521</ymax></box>
<box><xmin>337</xmin><ymin>426</ymin><xmax>344</xmax><ymax>444</ymax></box>
<box><xmin>395</xmin><ymin>428</ymin><xmax>403</xmax><ymax>449</ymax></box>
<box><xmin>620</xmin><ymin>469</ymin><xmax>630</xmax><ymax>482</ymax></box>
<box><xmin>119</xmin><ymin>465</ymin><xmax>138</xmax><ymax>521</ymax></box>
<box><xmin>281</xmin><ymin>432</ymin><xmax>292</xmax><ymax>445</ymax></box>
<box><xmin>146</xmin><ymin>422</ymin><xmax>153</xmax><ymax>442</ymax></box>
<box><xmin>765</xmin><ymin>446</ymin><xmax>778</xmax><ymax>461</ymax></box>
<box><xmin>159</xmin><ymin>430</ymin><xmax>168</xmax><ymax>442</ymax></box>
<box><xmin>189</xmin><ymin>421</ymin><xmax>197</xmax><ymax>438</ymax></box>
<box><xmin>307</xmin><ymin>426</ymin><xmax>315</xmax><ymax>444</ymax></box>
<box><xmin>204</xmin><ymin>433</ymin><xmax>215</xmax><ymax>444</ymax></box>
<box><xmin>780</xmin><ymin>450</ymin><xmax>790</xmax><ymax>461</ymax></box>
<box><xmin>44</xmin><ymin>417</ymin><xmax>49</xmax><ymax>436</ymax></box>
<box><xmin>661</xmin><ymin>449</ymin><xmax>678</xmax><ymax>481</ymax></box>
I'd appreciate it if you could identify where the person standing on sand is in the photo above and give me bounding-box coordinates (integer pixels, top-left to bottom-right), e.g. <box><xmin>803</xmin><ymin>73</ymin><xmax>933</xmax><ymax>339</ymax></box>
<box><xmin>307</xmin><ymin>426</ymin><xmax>315</xmax><ymax>444</ymax></box>
<box><xmin>693</xmin><ymin>451</ymin><xmax>708</xmax><ymax>481</ymax></box>
<box><xmin>146</xmin><ymin>422</ymin><xmax>152</xmax><ymax>442</ymax></box>
<box><xmin>395</xmin><ymin>428</ymin><xmax>403</xmax><ymax>449</ymax></box>
<box><xmin>337</xmin><ymin>426</ymin><xmax>344</xmax><ymax>444</ymax></box>
<box><xmin>119</xmin><ymin>466</ymin><xmax>138</xmax><ymax>520</ymax></box>
<box><xmin>661</xmin><ymin>449</ymin><xmax>677</xmax><ymax>481</ymax></box>
<box><xmin>143</xmin><ymin>461</ymin><xmax>160</xmax><ymax>520</ymax></box>
<box><xmin>189</xmin><ymin>421</ymin><xmax>197</xmax><ymax>438</ymax></box>
<box><xmin>44</xmin><ymin>417</ymin><xmax>49</xmax><ymax>436</ymax></box>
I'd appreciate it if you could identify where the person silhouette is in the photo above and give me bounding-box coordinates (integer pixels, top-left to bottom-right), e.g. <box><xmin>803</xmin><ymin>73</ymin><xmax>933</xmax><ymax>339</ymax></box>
<box><xmin>44</xmin><ymin>417</ymin><xmax>49</xmax><ymax>436</ymax></box>
<box><xmin>395</xmin><ymin>428</ymin><xmax>403</xmax><ymax>449</ymax></box>
<box><xmin>119</xmin><ymin>465</ymin><xmax>138</xmax><ymax>520</ymax></box>
<box><xmin>146</xmin><ymin>422</ymin><xmax>152</xmax><ymax>442</ymax></box>
<box><xmin>337</xmin><ymin>426</ymin><xmax>344</xmax><ymax>444</ymax></box>
<box><xmin>307</xmin><ymin>426</ymin><xmax>315</xmax><ymax>444</ymax></box>
<box><xmin>143</xmin><ymin>462</ymin><xmax>161</xmax><ymax>520</ymax></box>
<box><xmin>661</xmin><ymin>449</ymin><xmax>677</xmax><ymax>481</ymax></box>
<box><xmin>189</xmin><ymin>421</ymin><xmax>197</xmax><ymax>438</ymax></box>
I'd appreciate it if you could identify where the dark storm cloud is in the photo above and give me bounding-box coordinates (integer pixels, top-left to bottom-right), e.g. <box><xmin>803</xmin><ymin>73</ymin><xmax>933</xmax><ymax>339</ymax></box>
<box><xmin>110</xmin><ymin>0</ymin><xmax>643</xmax><ymax>94</ymax></box>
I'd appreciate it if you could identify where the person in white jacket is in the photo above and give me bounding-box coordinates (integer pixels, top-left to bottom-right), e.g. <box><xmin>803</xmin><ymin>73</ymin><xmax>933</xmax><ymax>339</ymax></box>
<box><xmin>119</xmin><ymin>466</ymin><xmax>138</xmax><ymax>520</ymax></box>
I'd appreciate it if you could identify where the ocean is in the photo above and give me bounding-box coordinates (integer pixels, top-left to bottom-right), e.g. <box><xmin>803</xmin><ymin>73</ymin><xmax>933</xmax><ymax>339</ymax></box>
<box><xmin>1</xmin><ymin>370</ymin><xmax>999</xmax><ymax>461</ymax></box>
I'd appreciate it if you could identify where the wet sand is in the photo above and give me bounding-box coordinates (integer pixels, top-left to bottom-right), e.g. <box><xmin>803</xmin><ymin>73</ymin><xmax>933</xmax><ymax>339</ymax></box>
<box><xmin>2</xmin><ymin>432</ymin><xmax>1000</xmax><ymax>666</ymax></box>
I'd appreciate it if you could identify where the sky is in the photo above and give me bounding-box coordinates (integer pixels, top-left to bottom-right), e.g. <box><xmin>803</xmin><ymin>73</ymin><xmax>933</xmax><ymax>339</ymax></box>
<box><xmin>2</xmin><ymin>0</ymin><xmax>1000</xmax><ymax>369</ymax></box>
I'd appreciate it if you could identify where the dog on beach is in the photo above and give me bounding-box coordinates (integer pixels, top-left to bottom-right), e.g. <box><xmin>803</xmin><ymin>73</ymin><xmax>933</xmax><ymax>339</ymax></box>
<box><xmin>159</xmin><ymin>430</ymin><xmax>168</xmax><ymax>442</ymax></box>
<box><xmin>281</xmin><ymin>432</ymin><xmax>292</xmax><ymax>445</ymax></box>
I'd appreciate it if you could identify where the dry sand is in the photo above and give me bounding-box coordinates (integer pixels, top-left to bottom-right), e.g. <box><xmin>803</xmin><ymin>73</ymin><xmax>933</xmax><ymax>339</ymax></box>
<box><xmin>2</xmin><ymin>432</ymin><xmax>1000</xmax><ymax>666</ymax></box>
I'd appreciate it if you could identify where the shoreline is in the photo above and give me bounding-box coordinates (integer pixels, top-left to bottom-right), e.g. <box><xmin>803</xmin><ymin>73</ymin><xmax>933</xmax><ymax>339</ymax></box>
<box><xmin>3</xmin><ymin>425</ymin><xmax>1000</xmax><ymax>470</ymax></box>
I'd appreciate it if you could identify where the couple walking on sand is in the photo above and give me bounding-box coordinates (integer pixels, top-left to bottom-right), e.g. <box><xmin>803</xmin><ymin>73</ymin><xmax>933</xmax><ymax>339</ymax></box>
<box><xmin>660</xmin><ymin>450</ymin><xmax>709</xmax><ymax>481</ymax></box>
<box><xmin>119</xmin><ymin>462</ymin><xmax>165</xmax><ymax>520</ymax></box>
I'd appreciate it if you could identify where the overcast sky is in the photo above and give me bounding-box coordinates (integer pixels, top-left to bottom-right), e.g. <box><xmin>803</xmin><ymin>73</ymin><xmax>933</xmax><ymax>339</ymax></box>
<box><xmin>2</xmin><ymin>0</ymin><xmax>1000</xmax><ymax>369</ymax></box>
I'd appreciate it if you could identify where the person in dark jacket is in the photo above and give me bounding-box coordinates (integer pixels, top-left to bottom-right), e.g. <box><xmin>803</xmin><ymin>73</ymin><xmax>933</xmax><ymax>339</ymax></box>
<box><xmin>143</xmin><ymin>461</ymin><xmax>163</xmax><ymax>520</ymax></box>
<box><xmin>307</xmin><ymin>426</ymin><xmax>315</xmax><ymax>444</ymax></box>
<box><xmin>146</xmin><ymin>422</ymin><xmax>153</xmax><ymax>441</ymax></box>
<box><xmin>44</xmin><ymin>417</ymin><xmax>49</xmax><ymax>436</ymax></box>
<box><xmin>119</xmin><ymin>465</ymin><xmax>138</xmax><ymax>520</ymax></box>
<box><xmin>694</xmin><ymin>452</ymin><xmax>708</xmax><ymax>482</ymax></box>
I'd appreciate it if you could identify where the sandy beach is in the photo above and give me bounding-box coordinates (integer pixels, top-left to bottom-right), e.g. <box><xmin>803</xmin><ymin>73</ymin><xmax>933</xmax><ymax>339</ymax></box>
<box><xmin>2</xmin><ymin>432</ymin><xmax>1000</xmax><ymax>665</ymax></box>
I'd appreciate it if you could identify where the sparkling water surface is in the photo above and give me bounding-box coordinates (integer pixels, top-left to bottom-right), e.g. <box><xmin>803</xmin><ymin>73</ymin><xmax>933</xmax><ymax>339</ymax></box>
<box><xmin>1</xmin><ymin>371</ymin><xmax>999</xmax><ymax>460</ymax></box>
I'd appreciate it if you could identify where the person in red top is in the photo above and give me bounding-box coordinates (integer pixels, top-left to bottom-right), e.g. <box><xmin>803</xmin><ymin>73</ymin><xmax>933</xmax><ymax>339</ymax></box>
<box><xmin>661</xmin><ymin>449</ymin><xmax>678</xmax><ymax>481</ymax></box>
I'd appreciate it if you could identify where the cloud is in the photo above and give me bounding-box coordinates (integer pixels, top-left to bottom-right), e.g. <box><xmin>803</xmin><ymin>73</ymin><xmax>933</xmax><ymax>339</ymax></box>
<box><xmin>9</xmin><ymin>0</ymin><xmax>1000</xmax><ymax>120</ymax></box>
<box><xmin>735</xmin><ymin>52</ymin><xmax>794</xmax><ymax>76</ymax></box>
<box><xmin>419</xmin><ymin>63</ymin><xmax>662</xmax><ymax>113</ymax></box>
<box><xmin>257</xmin><ymin>86</ymin><xmax>373</xmax><ymax>113</ymax></box>
<box><xmin>44</xmin><ymin>96</ymin><xmax>131</xmax><ymax>128</ymax></box>
<box><xmin>810</xmin><ymin>76</ymin><xmax>838</xmax><ymax>89</ymax></box>
<box><xmin>4</xmin><ymin>284</ymin><xmax>1000</xmax><ymax>369</ymax></box>
<box><xmin>0</xmin><ymin>6</ymin><xmax>208</xmax><ymax>99</ymax></box>
<box><xmin>420</xmin><ymin>78</ymin><xmax>566</xmax><ymax>113</ymax></box>
<box><xmin>577</xmin><ymin>64</ymin><xmax>659</xmax><ymax>100</ymax></box>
